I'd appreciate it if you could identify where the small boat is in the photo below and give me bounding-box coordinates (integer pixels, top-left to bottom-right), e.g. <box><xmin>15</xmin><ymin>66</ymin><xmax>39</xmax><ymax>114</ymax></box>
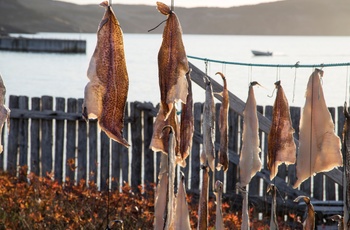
<box><xmin>251</xmin><ymin>50</ymin><xmax>273</xmax><ymax>56</ymax></box>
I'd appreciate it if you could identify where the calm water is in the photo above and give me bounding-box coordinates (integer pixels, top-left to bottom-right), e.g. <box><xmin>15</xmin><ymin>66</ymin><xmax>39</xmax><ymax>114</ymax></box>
<box><xmin>0</xmin><ymin>32</ymin><xmax>349</xmax><ymax>107</ymax></box>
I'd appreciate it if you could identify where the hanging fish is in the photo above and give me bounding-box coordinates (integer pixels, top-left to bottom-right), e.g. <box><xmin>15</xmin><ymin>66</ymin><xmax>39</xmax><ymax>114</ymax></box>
<box><xmin>174</xmin><ymin>172</ymin><xmax>191</xmax><ymax>230</ymax></box>
<box><xmin>82</xmin><ymin>1</ymin><xmax>129</xmax><ymax>147</ymax></box>
<box><xmin>268</xmin><ymin>185</ymin><xmax>278</xmax><ymax>230</ymax></box>
<box><xmin>342</xmin><ymin>102</ymin><xmax>350</xmax><ymax>229</ymax></box>
<box><xmin>268</xmin><ymin>81</ymin><xmax>296</xmax><ymax>181</ymax></box>
<box><xmin>197</xmin><ymin>165</ymin><xmax>209</xmax><ymax>230</ymax></box>
<box><xmin>238</xmin><ymin>82</ymin><xmax>262</xmax><ymax>188</ymax></box>
<box><xmin>201</xmin><ymin>77</ymin><xmax>216</xmax><ymax>172</ymax></box>
<box><xmin>329</xmin><ymin>215</ymin><xmax>344</xmax><ymax>230</ymax></box>
<box><xmin>0</xmin><ymin>74</ymin><xmax>10</xmax><ymax>153</ymax></box>
<box><xmin>294</xmin><ymin>196</ymin><xmax>315</xmax><ymax>230</ymax></box>
<box><xmin>239</xmin><ymin>186</ymin><xmax>250</xmax><ymax>230</ymax></box>
<box><xmin>214</xmin><ymin>180</ymin><xmax>225</xmax><ymax>230</ymax></box>
<box><xmin>154</xmin><ymin>152</ymin><xmax>168</xmax><ymax>230</ymax></box>
<box><xmin>294</xmin><ymin>69</ymin><xmax>342</xmax><ymax>188</ymax></box>
<box><xmin>164</xmin><ymin>126</ymin><xmax>176</xmax><ymax>230</ymax></box>
<box><xmin>157</xmin><ymin>1</ymin><xmax>189</xmax><ymax>120</ymax></box>
<box><xmin>179</xmin><ymin>69</ymin><xmax>194</xmax><ymax>167</ymax></box>
<box><xmin>215</xmin><ymin>72</ymin><xmax>229</xmax><ymax>172</ymax></box>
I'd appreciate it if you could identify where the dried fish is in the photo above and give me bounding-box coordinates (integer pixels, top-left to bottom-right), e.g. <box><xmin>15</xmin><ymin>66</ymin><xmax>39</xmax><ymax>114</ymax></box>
<box><xmin>154</xmin><ymin>153</ymin><xmax>168</xmax><ymax>230</ymax></box>
<box><xmin>157</xmin><ymin>1</ymin><xmax>189</xmax><ymax>120</ymax></box>
<box><xmin>268</xmin><ymin>81</ymin><xmax>296</xmax><ymax>180</ymax></box>
<box><xmin>0</xmin><ymin>74</ymin><xmax>10</xmax><ymax>153</ymax></box>
<box><xmin>343</xmin><ymin>102</ymin><xmax>350</xmax><ymax>229</ymax></box>
<box><xmin>174</xmin><ymin>172</ymin><xmax>191</xmax><ymax>230</ymax></box>
<box><xmin>294</xmin><ymin>69</ymin><xmax>342</xmax><ymax>188</ymax></box>
<box><xmin>330</xmin><ymin>215</ymin><xmax>344</xmax><ymax>230</ymax></box>
<box><xmin>179</xmin><ymin>69</ymin><xmax>194</xmax><ymax>167</ymax></box>
<box><xmin>201</xmin><ymin>77</ymin><xmax>216</xmax><ymax>172</ymax></box>
<box><xmin>197</xmin><ymin>165</ymin><xmax>209</xmax><ymax>230</ymax></box>
<box><xmin>214</xmin><ymin>180</ymin><xmax>225</xmax><ymax>230</ymax></box>
<box><xmin>238</xmin><ymin>82</ymin><xmax>262</xmax><ymax>188</ymax></box>
<box><xmin>268</xmin><ymin>185</ymin><xmax>278</xmax><ymax>230</ymax></box>
<box><xmin>215</xmin><ymin>72</ymin><xmax>229</xmax><ymax>172</ymax></box>
<box><xmin>238</xmin><ymin>186</ymin><xmax>250</xmax><ymax>230</ymax></box>
<box><xmin>83</xmin><ymin>1</ymin><xmax>129</xmax><ymax>147</ymax></box>
<box><xmin>294</xmin><ymin>196</ymin><xmax>315</xmax><ymax>230</ymax></box>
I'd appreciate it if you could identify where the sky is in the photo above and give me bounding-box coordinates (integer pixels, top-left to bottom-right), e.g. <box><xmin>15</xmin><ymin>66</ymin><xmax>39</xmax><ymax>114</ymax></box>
<box><xmin>57</xmin><ymin>0</ymin><xmax>282</xmax><ymax>8</ymax></box>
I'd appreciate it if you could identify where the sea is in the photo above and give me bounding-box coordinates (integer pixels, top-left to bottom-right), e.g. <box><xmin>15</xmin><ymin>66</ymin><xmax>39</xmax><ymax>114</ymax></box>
<box><xmin>0</xmin><ymin>32</ymin><xmax>349</xmax><ymax>108</ymax></box>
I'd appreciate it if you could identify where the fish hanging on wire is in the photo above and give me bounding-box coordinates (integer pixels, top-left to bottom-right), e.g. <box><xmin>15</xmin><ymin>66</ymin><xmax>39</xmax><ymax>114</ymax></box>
<box><xmin>0</xmin><ymin>74</ymin><xmax>10</xmax><ymax>154</ymax></box>
<box><xmin>179</xmin><ymin>69</ymin><xmax>194</xmax><ymax>167</ymax></box>
<box><xmin>293</xmin><ymin>69</ymin><xmax>342</xmax><ymax>188</ymax></box>
<box><xmin>268</xmin><ymin>81</ymin><xmax>296</xmax><ymax>181</ymax></box>
<box><xmin>174</xmin><ymin>172</ymin><xmax>191</xmax><ymax>230</ymax></box>
<box><xmin>201</xmin><ymin>77</ymin><xmax>216</xmax><ymax>172</ymax></box>
<box><xmin>214</xmin><ymin>180</ymin><xmax>225</xmax><ymax>230</ymax></box>
<box><xmin>342</xmin><ymin>102</ymin><xmax>350</xmax><ymax>229</ymax></box>
<box><xmin>238</xmin><ymin>82</ymin><xmax>262</xmax><ymax>188</ymax></box>
<box><xmin>150</xmin><ymin>1</ymin><xmax>189</xmax><ymax>158</ymax></box>
<box><xmin>198</xmin><ymin>165</ymin><xmax>209</xmax><ymax>230</ymax></box>
<box><xmin>82</xmin><ymin>1</ymin><xmax>129</xmax><ymax>147</ymax></box>
<box><xmin>215</xmin><ymin>72</ymin><xmax>229</xmax><ymax>172</ymax></box>
<box><xmin>294</xmin><ymin>196</ymin><xmax>315</xmax><ymax>230</ymax></box>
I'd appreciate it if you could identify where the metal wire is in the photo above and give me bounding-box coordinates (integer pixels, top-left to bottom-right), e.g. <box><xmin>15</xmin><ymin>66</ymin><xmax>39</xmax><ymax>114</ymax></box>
<box><xmin>187</xmin><ymin>55</ymin><xmax>350</xmax><ymax>68</ymax></box>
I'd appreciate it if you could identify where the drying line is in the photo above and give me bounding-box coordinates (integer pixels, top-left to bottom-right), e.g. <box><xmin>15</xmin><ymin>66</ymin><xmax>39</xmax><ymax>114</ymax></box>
<box><xmin>187</xmin><ymin>55</ymin><xmax>350</xmax><ymax>68</ymax></box>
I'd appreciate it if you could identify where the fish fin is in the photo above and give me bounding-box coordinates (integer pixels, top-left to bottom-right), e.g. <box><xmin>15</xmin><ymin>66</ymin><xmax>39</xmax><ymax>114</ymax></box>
<box><xmin>98</xmin><ymin>18</ymin><xmax>109</xmax><ymax>31</ymax></box>
<box><xmin>214</xmin><ymin>92</ymin><xmax>223</xmax><ymax>97</ymax></box>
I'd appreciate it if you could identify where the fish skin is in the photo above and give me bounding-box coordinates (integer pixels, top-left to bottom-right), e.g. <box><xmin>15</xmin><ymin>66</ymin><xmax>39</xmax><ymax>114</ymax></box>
<box><xmin>268</xmin><ymin>185</ymin><xmax>278</xmax><ymax>230</ymax></box>
<box><xmin>83</xmin><ymin>1</ymin><xmax>129</xmax><ymax>147</ymax></box>
<box><xmin>239</xmin><ymin>82</ymin><xmax>262</xmax><ymax>187</ymax></box>
<box><xmin>154</xmin><ymin>154</ymin><xmax>168</xmax><ymax>230</ymax></box>
<box><xmin>179</xmin><ymin>69</ymin><xmax>194</xmax><ymax>167</ymax></box>
<box><xmin>294</xmin><ymin>69</ymin><xmax>342</xmax><ymax>188</ymax></box>
<box><xmin>197</xmin><ymin>165</ymin><xmax>209</xmax><ymax>230</ymax></box>
<box><xmin>238</xmin><ymin>186</ymin><xmax>250</xmax><ymax>230</ymax></box>
<box><xmin>174</xmin><ymin>172</ymin><xmax>191</xmax><ymax>230</ymax></box>
<box><xmin>201</xmin><ymin>78</ymin><xmax>216</xmax><ymax>172</ymax></box>
<box><xmin>214</xmin><ymin>180</ymin><xmax>225</xmax><ymax>230</ymax></box>
<box><xmin>294</xmin><ymin>196</ymin><xmax>315</xmax><ymax>230</ymax></box>
<box><xmin>156</xmin><ymin>2</ymin><xmax>189</xmax><ymax>120</ymax></box>
<box><xmin>0</xmin><ymin>74</ymin><xmax>10</xmax><ymax>153</ymax></box>
<box><xmin>343</xmin><ymin>102</ymin><xmax>350</xmax><ymax>229</ymax></box>
<box><xmin>215</xmin><ymin>72</ymin><xmax>229</xmax><ymax>172</ymax></box>
<box><xmin>268</xmin><ymin>81</ymin><xmax>296</xmax><ymax>181</ymax></box>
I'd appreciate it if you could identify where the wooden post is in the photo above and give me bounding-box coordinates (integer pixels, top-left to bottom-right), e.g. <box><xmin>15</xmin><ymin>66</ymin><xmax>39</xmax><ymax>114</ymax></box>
<box><xmin>100</xmin><ymin>131</ymin><xmax>110</xmax><ymax>191</ymax></box>
<box><xmin>337</xmin><ymin>105</ymin><xmax>345</xmax><ymax>201</ymax></box>
<box><xmin>18</xmin><ymin>96</ymin><xmax>29</xmax><ymax>167</ymax></box>
<box><xmin>191</xmin><ymin>102</ymin><xmax>202</xmax><ymax>191</ymax></box>
<box><xmin>66</xmin><ymin>98</ymin><xmax>77</xmax><ymax>182</ymax></box>
<box><xmin>226</xmin><ymin>108</ymin><xmax>238</xmax><ymax>192</ymax></box>
<box><xmin>7</xmin><ymin>95</ymin><xmax>19</xmax><ymax>174</ymax></box>
<box><xmin>121</xmin><ymin>105</ymin><xmax>129</xmax><ymax>185</ymax></box>
<box><xmin>77</xmin><ymin>99</ymin><xmax>87</xmax><ymax>184</ymax></box>
<box><xmin>41</xmin><ymin>96</ymin><xmax>53</xmax><ymax>177</ymax></box>
<box><xmin>54</xmin><ymin>97</ymin><xmax>65</xmax><ymax>182</ymax></box>
<box><xmin>30</xmin><ymin>97</ymin><xmax>41</xmax><ymax>175</ymax></box>
<box><xmin>131</xmin><ymin>102</ymin><xmax>142</xmax><ymax>192</ymax></box>
<box><xmin>88</xmin><ymin>120</ymin><xmax>98</xmax><ymax>184</ymax></box>
<box><xmin>143</xmin><ymin>102</ymin><xmax>155</xmax><ymax>185</ymax></box>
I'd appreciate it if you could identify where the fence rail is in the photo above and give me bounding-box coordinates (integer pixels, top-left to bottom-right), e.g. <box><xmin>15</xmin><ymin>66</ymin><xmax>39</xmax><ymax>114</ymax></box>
<box><xmin>2</xmin><ymin>94</ymin><xmax>346</xmax><ymax>205</ymax></box>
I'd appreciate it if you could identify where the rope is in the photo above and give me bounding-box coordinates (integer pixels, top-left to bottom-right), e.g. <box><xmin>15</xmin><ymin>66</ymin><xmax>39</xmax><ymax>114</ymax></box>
<box><xmin>187</xmin><ymin>55</ymin><xmax>350</xmax><ymax>68</ymax></box>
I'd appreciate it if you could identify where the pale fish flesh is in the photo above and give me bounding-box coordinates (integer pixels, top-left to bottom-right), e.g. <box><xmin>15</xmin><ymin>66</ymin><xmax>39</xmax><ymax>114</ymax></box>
<box><xmin>197</xmin><ymin>165</ymin><xmax>209</xmax><ymax>230</ymax></box>
<box><xmin>174</xmin><ymin>172</ymin><xmax>191</xmax><ymax>230</ymax></box>
<box><xmin>268</xmin><ymin>81</ymin><xmax>296</xmax><ymax>181</ymax></box>
<box><xmin>215</xmin><ymin>72</ymin><xmax>229</xmax><ymax>172</ymax></box>
<box><xmin>238</xmin><ymin>82</ymin><xmax>262</xmax><ymax>187</ymax></box>
<box><xmin>214</xmin><ymin>180</ymin><xmax>225</xmax><ymax>230</ymax></box>
<box><xmin>201</xmin><ymin>77</ymin><xmax>215</xmax><ymax>172</ymax></box>
<box><xmin>294</xmin><ymin>196</ymin><xmax>315</xmax><ymax>230</ymax></box>
<box><xmin>83</xmin><ymin>1</ymin><xmax>129</xmax><ymax>147</ymax></box>
<box><xmin>294</xmin><ymin>69</ymin><xmax>342</xmax><ymax>188</ymax></box>
<box><xmin>0</xmin><ymin>74</ymin><xmax>10</xmax><ymax>153</ymax></box>
<box><xmin>179</xmin><ymin>69</ymin><xmax>194</xmax><ymax>167</ymax></box>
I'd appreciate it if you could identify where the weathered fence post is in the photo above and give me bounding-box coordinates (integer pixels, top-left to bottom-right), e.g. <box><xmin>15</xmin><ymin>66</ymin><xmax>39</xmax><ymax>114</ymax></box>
<box><xmin>77</xmin><ymin>99</ymin><xmax>87</xmax><ymax>184</ymax></box>
<box><xmin>31</xmin><ymin>97</ymin><xmax>40</xmax><ymax>175</ymax></box>
<box><xmin>7</xmin><ymin>95</ymin><xmax>19</xmax><ymax>174</ymax></box>
<box><xmin>143</xmin><ymin>102</ymin><xmax>155</xmax><ymax>186</ymax></box>
<box><xmin>18</xmin><ymin>96</ymin><xmax>29</xmax><ymax>168</ymax></box>
<box><xmin>88</xmin><ymin>120</ymin><xmax>98</xmax><ymax>184</ymax></box>
<box><xmin>191</xmin><ymin>102</ymin><xmax>202</xmax><ymax>191</ymax></box>
<box><xmin>100</xmin><ymin>131</ymin><xmax>110</xmax><ymax>191</ymax></box>
<box><xmin>226</xmin><ymin>108</ymin><xmax>239</xmax><ymax>192</ymax></box>
<box><xmin>55</xmin><ymin>97</ymin><xmax>65</xmax><ymax>182</ymax></box>
<box><xmin>41</xmin><ymin>96</ymin><xmax>53</xmax><ymax>177</ymax></box>
<box><xmin>131</xmin><ymin>102</ymin><xmax>142</xmax><ymax>192</ymax></box>
<box><xmin>66</xmin><ymin>98</ymin><xmax>77</xmax><ymax>182</ymax></box>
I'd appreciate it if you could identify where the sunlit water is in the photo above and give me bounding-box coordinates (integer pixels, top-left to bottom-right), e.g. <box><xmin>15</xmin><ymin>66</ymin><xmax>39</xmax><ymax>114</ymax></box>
<box><xmin>0</xmin><ymin>32</ymin><xmax>349</xmax><ymax>108</ymax></box>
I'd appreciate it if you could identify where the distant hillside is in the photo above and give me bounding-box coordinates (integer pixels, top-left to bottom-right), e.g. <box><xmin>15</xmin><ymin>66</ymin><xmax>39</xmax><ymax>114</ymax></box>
<box><xmin>1</xmin><ymin>0</ymin><xmax>350</xmax><ymax>35</ymax></box>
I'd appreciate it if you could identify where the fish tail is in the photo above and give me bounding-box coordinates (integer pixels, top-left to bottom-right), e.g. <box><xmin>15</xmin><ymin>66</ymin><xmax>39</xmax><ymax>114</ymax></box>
<box><xmin>157</xmin><ymin>2</ymin><xmax>172</xmax><ymax>15</ymax></box>
<box><xmin>100</xmin><ymin>1</ymin><xmax>109</xmax><ymax>7</ymax></box>
<box><xmin>215</xmin><ymin>72</ymin><xmax>226</xmax><ymax>80</ymax></box>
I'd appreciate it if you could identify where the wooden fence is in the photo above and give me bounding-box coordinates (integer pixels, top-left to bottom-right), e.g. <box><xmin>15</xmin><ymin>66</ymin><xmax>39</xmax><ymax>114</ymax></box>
<box><xmin>1</xmin><ymin>94</ymin><xmax>346</xmax><ymax>204</ymax></box>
